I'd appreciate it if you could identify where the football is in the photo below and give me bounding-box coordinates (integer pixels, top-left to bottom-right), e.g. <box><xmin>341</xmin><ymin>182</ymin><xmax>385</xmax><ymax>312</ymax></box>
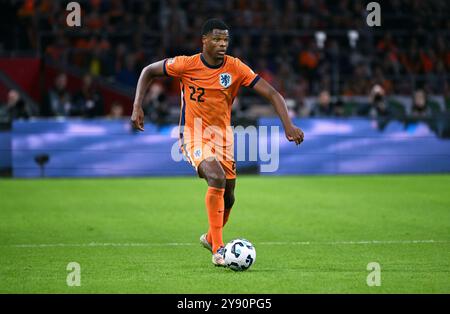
<box><xmin>223</xmin><ymin>239</ymin><xmax>256</xmax><ymax>271</ymax></box>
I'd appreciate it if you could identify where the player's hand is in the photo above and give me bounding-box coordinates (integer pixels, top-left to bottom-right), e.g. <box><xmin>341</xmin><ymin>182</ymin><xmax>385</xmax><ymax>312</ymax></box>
<box><xmin>285</xmin><ymin>124</ymin><xmax>304</xmax><ymax>146</ymax></box>
<box><xmin>131</xmin><ymin>106</ymin><xmax>145</xmax><ymax>131</ymax></box>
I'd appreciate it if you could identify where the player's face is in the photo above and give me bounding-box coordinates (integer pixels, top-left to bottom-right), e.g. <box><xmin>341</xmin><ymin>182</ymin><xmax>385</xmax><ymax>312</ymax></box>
<box><xmin>204</xmin><ymin>29</ymin><xmax>229</xmax><ymax>61</ymax></box>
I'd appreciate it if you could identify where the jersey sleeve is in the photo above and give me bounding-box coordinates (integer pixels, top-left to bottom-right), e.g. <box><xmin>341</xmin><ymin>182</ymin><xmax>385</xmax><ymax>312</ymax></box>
<box><xmin>236</xmin><ymin>58</ymin><xmax>260</xmax><ymax>88</ymax></box>
<box><xmin>164</xmin><ymin>56</ymin><xmax>188</xmax><ymax>78</ymax></box>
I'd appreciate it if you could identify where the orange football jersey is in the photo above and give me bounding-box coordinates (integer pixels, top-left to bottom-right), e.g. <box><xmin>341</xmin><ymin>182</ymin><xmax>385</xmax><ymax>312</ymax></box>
<box><xmin>164</xmin><ymin>53</ymin><xmax>259</xmax><ymax>147</ymax></box>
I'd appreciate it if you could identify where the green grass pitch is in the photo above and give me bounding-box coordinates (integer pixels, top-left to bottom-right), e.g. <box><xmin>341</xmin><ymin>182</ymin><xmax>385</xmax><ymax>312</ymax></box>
<box><xmin>0</xmin><ymin>175</ymin><xmax>449</xmax><ymax>293</ymax></box>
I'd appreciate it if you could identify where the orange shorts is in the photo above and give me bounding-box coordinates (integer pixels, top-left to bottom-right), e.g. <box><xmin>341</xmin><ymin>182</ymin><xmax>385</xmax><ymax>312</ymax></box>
<box><xmin>181</xmin><ymin>141</ymin><xmax>236</xmax><ymax>179</ymax></box>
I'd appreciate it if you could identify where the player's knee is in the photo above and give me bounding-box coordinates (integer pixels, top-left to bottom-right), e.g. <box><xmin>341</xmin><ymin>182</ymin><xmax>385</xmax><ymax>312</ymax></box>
<box><xmin>206</xmin><ymin>171</ymin><xmax>226</xmax><ymax>188</ymax></box>
<box><xmin>224</xmin><ymin>193</ymin><xmax>235</xmax><ymax>209</ymax></box>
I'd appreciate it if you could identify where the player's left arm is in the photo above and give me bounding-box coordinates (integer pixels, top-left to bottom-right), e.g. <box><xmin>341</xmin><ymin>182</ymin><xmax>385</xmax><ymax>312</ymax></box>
<box><xmin>252</xmin><ymin>78</ymin><xmax>304</xmax><ymax>145</ymax></box>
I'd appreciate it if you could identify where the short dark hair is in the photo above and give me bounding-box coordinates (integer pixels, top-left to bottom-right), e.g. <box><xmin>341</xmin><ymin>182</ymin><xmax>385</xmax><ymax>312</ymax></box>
<box><xmin>201</xmin><ymin>18</ymin><xmax>229</xmax><ymax>36</ymax></box>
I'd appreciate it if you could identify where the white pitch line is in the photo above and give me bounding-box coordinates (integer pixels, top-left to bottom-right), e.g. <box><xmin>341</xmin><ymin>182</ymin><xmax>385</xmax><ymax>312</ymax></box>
<box><xmin>2</xmin><ymin>239</ymin><xmax>449</xmax><ymax>248</ymax></box>
<box><xmin>6</xmin><ymin>242</ymin><xmax>196</xmax><ymax>248</ymax></box>
<box><xmin>259</xmin><ymin>240</ymin><xmax>450</xmax><ymax>245</ymax></box>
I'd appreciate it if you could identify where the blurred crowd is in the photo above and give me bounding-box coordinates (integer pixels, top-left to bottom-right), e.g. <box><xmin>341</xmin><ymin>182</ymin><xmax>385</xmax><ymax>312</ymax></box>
<box><xmin>1</xmin><ymin>0</ymin><xmax>450</xmax><ymax>122</ymax></box>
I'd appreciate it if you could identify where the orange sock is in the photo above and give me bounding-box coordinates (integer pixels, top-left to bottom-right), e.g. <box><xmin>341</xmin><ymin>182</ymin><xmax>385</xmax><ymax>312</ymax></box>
<box><xmin>223</xmin><ymin>208</ymin><xmax>232</xmax><ymax>227</ymax></box>
<box><xmin>207</xmin><ymin>207</ymin><xmax>230</xmax><ymax>243</ymax></box>
<box><xmin>205</xmin><ymin>186</ymin><xmax>225</xmax><ymax>253</ymax></box>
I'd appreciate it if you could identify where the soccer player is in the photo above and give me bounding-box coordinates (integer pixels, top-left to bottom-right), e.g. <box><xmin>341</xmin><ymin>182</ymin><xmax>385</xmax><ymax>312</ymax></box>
<box><xmin>131</xmin><ymin>19</ymin><xmax>304</xmax><ymax>267</ymax></box>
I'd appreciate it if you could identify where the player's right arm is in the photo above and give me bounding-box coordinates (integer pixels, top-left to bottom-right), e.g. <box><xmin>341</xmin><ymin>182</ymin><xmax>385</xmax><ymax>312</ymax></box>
<box><xmin>131</xmin><ymin>60</ymin><xmax>166</xmax><ymax>131</ymax></box>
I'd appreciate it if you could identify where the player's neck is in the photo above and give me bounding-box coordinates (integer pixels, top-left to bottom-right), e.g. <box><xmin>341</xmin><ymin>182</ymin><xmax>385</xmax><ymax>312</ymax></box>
<box><xmin>201</xmin><ymin>52</ymin><xmax>224</xmax><ymax>68</ymax></box>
